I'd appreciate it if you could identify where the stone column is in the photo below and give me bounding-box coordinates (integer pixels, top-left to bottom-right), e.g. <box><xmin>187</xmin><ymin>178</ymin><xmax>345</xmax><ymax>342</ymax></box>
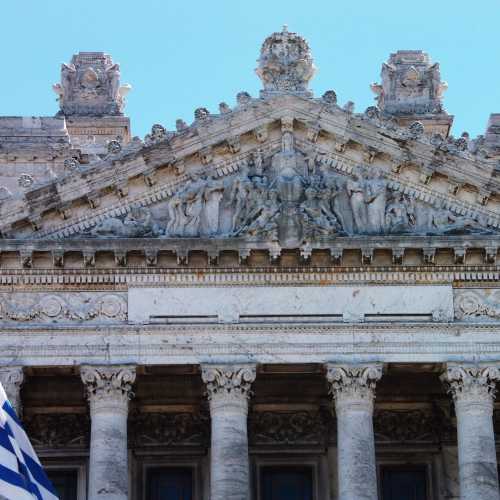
<box><xmin>0</xmin><ymin>366</ymin><xmax>24</xmax><ymax>417</ymax></box>
<box><xmin>325</xmin><ymin>364</ymin><xmax>383</xmax><ymax>500</ymax></box>
<box><xmin>81</xmin><ymin>365</ymin><xmax>136</xmax><ymax>500</ymax></box>
<box><xmin>441</xmin><ymin>364</ymin><xmax>500</xmax><ymax>500</ymax></box>
<box><xmin>201</xmin><ymin>364</ymin><xmax>256</xmax><ymax>500</ymax></box>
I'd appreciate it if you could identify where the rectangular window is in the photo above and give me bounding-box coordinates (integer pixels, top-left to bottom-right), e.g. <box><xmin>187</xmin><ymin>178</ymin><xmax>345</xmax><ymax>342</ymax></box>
<box><xmin>381</xmin><ymin>466</ymin><xmax>427</xmax><ymax>500</ymax></box>
<box><xmin>146</xmin><ymin>467</ymin><xmax>193</xmax><ymax>500</ymax></box>
<box><xmin>261</xmin><ymin>466</ymin><xmax>313</xmax><ymax>500</ymax></box>
<box><xmin>46</xmin><ymin>470</ymin><xmax>78</xmax><ymax>500</ymax></box>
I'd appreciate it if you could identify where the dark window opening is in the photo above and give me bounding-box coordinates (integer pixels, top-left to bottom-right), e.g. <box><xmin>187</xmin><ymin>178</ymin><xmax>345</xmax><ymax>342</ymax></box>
<box><xmin>381</xmin><ymin>466</ymin><xmax>427</xmax><ymax>500</ymax></box>
<box><xmin>46</xmin><ymin>470</ymin><xmax>78</xmax><ymax>500</ymax></box>
<box><xmin>261</xmin><ymin>466</ymin><xmax>313</xmax><ymax>500</ymax></box>
<box><xmin>146</xmin><ymin>467</ymin><xmax>193</xmax><ymax>500</ymax></box>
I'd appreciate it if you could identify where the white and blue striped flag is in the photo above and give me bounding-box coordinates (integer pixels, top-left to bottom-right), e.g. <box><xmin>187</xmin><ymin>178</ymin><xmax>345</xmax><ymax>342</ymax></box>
<box><xmin>0</xmin><ymin>383</ymin><xmax>58</xmax><ymax>500</ymax></box>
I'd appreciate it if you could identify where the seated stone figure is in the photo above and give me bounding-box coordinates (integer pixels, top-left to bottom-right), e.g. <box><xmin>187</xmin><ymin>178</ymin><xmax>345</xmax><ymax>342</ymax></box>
<box><xmin>300</xmin><ymin>187</ymin><xmax>339</xmax><ymax>238</ymax></box>
<box><xmin>385</xmin><ymin>193</ymin><xmax>415</xmax><ymax>234</ymax></box>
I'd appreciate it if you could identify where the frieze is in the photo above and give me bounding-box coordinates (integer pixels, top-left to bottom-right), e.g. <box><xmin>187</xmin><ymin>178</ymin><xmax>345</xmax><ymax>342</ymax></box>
<box><xmin>374</xmin><ymin>407</ymin><xmax>455</xmax><ymax>443</ymax></box>
<box><xmin>128</xmin><ymin>411</ymin><xmax>209</xmax><ymax>448</ymax></box>
<box><xmin>24</xmin><ymin>413</ymin><xmax>90</xmax><ymax>448</ymax></box>
<box><xmin>0</xmin><ymin>292</ymin><xmax>127</xmax><ymax>323</ymax></box>
<box><xmin>248</xmin><ymin>409</ymin><xmax>332</xmax><ymax>447</ymax></box>
<box><xmin>454</xmin><ymin>289</ymin><xmax>500</xmax><ymax>321</ymax></box>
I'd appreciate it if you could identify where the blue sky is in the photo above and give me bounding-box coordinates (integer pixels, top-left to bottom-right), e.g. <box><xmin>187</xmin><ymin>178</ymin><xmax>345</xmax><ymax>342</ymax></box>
<box><xmin>1</xmin><ymin>0</ymin><xmax>499</xmax><ymax>138</ymax></box>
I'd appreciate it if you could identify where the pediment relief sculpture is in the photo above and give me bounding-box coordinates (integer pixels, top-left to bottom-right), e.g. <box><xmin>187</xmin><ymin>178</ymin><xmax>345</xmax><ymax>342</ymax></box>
<box><xmin>68</xmin><ymin>129</ymin><xmax>496</xmax><ymax>247</ymax></box>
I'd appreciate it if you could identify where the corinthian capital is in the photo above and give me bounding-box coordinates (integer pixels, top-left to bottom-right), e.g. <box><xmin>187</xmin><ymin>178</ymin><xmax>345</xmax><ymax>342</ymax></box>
<box><xmin>201</xmin><ymin>364</ymin><xmax>256</xmax><ymax>403</ymax></box>
<box><xmin>325</xmin><ymin>364</ymin><xmax>383</xmax><ymax>412</ymax></box>
<box><xmin>0</xmin><ymin>366</ymin><xmax>24</xmax><ymax>416</ymax></box>
<box><xmin>81</xmin><ymin>365</ymin><xmax>136</xmax><ymax>411</ymax></box>
<box><xmin>441</xmin><ymin>364</ymin><xmax>500</xmax><ymax>407</ymax></box>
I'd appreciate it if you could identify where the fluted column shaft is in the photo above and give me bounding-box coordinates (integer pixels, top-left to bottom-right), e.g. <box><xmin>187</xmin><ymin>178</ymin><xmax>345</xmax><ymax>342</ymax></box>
<box><xmin>442</xmin><ymin>365</ymin><xmax>500</xmax><ymax>500</ymax></box>
<box><xmin>202</xmin><ymin>364</ymin><xmax>256</xmax><ymax>500</ymax></box>
<box><xmin>325</xmin><ymin>364</ymin><xmax>382</xmax><ymax>500</ymax></box>
<box><xmin>0</xmin><ymin>366</ymin><xmax>24</xmax><ymax>417</ymax></box>
<box><xmin>81</xmin><ymin>365</ymin><xmax>136</xmax><ymax>500</ymax></box>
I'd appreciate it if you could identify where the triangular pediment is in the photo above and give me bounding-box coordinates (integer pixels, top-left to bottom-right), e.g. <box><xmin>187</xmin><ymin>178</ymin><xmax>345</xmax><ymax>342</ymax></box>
<box><xmin>2</xmin><ymin>93</ymin><xmax>500</xmax><ymax>247</ymax></box>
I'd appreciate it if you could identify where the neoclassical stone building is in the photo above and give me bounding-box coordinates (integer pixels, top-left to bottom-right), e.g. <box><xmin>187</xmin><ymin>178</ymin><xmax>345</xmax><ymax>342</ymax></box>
<box><xmin>0</xmin><ymin>27</ymin><xmax>500</xmax><ymax>500</ymax></box>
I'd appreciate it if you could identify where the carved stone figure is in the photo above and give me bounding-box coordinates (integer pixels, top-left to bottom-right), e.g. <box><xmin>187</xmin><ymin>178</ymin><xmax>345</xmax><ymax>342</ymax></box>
<box><xmin>347</xmin><ymin>167</ymin><xmax>368</xmax><ymax>233</ymax></box>
<box><xmin>271</xmin><ymin>132</ymin><xmax>306</xmax><ymax>246</ymax></box>
<box><xmin>300</xmin><ymin>187</ymin><xmax>339</xmax><ymax>238</ymax></box>
<box><xmin>242</xmin><ymin>190</ymin><xmax>280</xmax><ymax>240</ymax></box>
<box><xmin>229</xmin><ymin>169</ymin><xmax>253</xmax><ymax>233</ymax></box>
<box><xmin>255</xmin><ymin>25</ymin><xmax>316</xmax><ymax>95</ymax></box>
<box><xmin>144</xmin><ymin>124</ymin><xmax>168</xmax><ymax>145</ymax></box>
<box><xmin>428</xmin><ymin>200</ymin><xmax>481</xmax><ymax>235</ymax></box>
<box><xmin>106</xmin><ymin>63</ymin><xmax>121</xmax><ymax>101</ymax></box>
<box><xmin>182</xmin><ymin>173</ymin><xmax>207</xmax><ymax>237</ymax></box>
<box><xmin>200</xmin><ymin>174</ymin><xmax>224</xmax><ymax>236</ymax></box>
<box><xmin>386</xmin><ymin>193</ymin><xmax>414</xmax><ymax>233</ymax></box>
<box><xmin>88</xmin><ymin>207</ymin><xmax>154</xmax><ymax>238</ymax></box>
<box><xmin>364</xmin><ymin>168</ymin><xmax>388</xmax><ymax>234</ymax></box>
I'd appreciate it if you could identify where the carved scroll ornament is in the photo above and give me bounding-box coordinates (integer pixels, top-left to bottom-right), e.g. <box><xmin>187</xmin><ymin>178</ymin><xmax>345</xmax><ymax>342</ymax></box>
<box><xmin>455</xmin><ymin>290</ymin><xmax>500</xmax><ymax>320</ymax></box>
<box><xmin>0</xmin><ymin>293</ymin><xmax>127</xmax><ymax>323</ymax></box>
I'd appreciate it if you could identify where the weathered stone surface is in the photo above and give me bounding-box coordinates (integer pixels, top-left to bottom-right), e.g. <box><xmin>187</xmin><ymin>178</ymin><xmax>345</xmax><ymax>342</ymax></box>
<box><xmin>0</xmin><ymin>292</ymin><xmax>127</xmax><ymax>324</ymax></box>
<box><xmin>256</xmin><ymin>25</ymin><xmax>315</xmax><ymax>96</ymax></box>
<box><xmin>202</xmin><ymin>364</ymin><xmax>256</xmax><ymax>500</ymax></box>
<box><xmin>128</xmin><ymin>284</ymin><xmax>454</xmax><ymax>324</ymax></box>
<box><xmin>53</xmin><ymin>52</ymin><xmax>131</xmax><ymax>117</ymax></box>
<box><xmin>0</xmin><ymin>366</ymin><xmax>24</xmax><ymax>416</ymax></box>
<box><xmin>81</xmin><ymin>365</ymin><xmax>136</xmax><ymax>500</ymax></box>
<box><xmin>326</xmin><ymin>364</ymin><xmax>382</xmax><ymax>500</ymax></box>
<box><xmin>442</xmin><ymin>364</ymin><xmax>500</xmax><ymax>500</ymax></box>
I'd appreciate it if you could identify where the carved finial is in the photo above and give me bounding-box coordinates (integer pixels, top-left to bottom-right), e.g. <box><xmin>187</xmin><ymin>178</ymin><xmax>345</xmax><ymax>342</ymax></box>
<box><xmin>282</xmin><ymin>24</ymin><xmax>288</xmax><ymax>33</ymax></box>
<box><xmin>256</xmin><ymin>27</ymin><xmax>316</xmax><ymax>97</ymax></box>
<box><xmin>144</xmin><ymin>124</ymin><xmax>168</xmax><ymax>146</ymax></box>
<box><xmin>219</xmin><ymin>102</ymin><xmax>231</xmax><ymax>114</ymax></box>
<box><xmin>175</xmin><ymin>119</ymin><xmax>188</xmax><ymax>132</ymax></box>
<box><xmin>54</xmin><ymin>52</ymin><xmax>131</xmax><ymax>116</ymax></box>
<box><xmin>194</xmin><ymin>107</ymin><xmax>210</xmax><ymax>121</ymax></box>
<box><xmin>371</xmin><ymin>51</ymin><xmax>448</xmax><ymax>117</ymax></box>
<box><xmin>236</xmin><ymin>91</ymin><xmax>252</xmax><ymax>106</ymax></box>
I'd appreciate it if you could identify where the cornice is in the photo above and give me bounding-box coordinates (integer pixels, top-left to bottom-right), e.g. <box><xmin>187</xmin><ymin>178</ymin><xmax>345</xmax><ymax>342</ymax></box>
<box><xmin>0</xmin><ymin>264</ymin><xmax>498</xmax><ymax>288</ymax></box>
<box><xmin>0</xmin><ymin>234</ymin><xmax>498</xmax><ymax>273</ymax></box>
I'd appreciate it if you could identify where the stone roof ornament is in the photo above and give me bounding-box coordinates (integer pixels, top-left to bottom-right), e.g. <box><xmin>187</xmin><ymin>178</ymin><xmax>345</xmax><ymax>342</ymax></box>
<box><xmin>256</xmin><ymin>26</ymin><xmax>316</xmax><ymax>97</ymax></box>
<box><xmin>53</xmin><ymin>52</ymin><xmax>131</xmax><ymax>117</ymax></box>
<box><xmin>370</xmin><ymin>50</ymin><xmax>448</xmax><ymax>117</ymax></box>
